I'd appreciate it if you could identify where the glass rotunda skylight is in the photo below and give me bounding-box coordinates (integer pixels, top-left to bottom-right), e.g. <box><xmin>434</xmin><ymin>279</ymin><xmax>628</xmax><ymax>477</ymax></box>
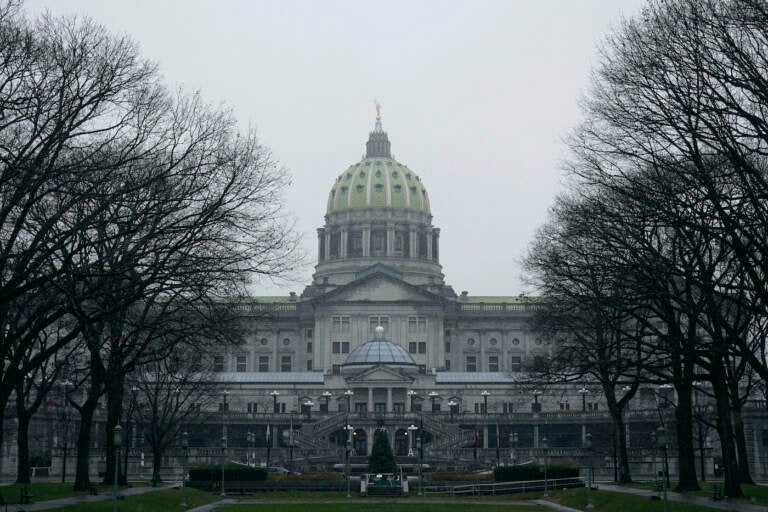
<box><xmin>342</xmin><ymin>326</ymin><xmax>416</xmax><ymax>366</ymax></box>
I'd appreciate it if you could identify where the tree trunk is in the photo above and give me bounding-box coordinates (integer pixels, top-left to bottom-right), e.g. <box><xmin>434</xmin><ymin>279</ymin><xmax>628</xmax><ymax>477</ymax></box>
<box><xmin>731</xmin><ymin>405</ymin><xmax>754</xmax><ymax>485</ymax></box>
<box><xmin>673</xmin><ymin>377</ymin><xmax>700</xmax><ymax>491</ymax></box>
<box><xmin>609</xmin><ymin>406</ymin><xmax>632</xmax><ymax>483</ymax></box>
<box><xmin>711</xmin><ymin>367</ymin><xmax>743</xmax><ymax>498</ymax></box>
<box><xmin>73</xmin><ymin>398</ymin><xmax>98</xmax><ymax>491</ymax></box>
<box><xmin>15</xmin><ymin>406</ymin><xmax>31</xmax><ymax>484</ymax></box>
<box><xmin>152</xmin><ymin>447</ymin><xmax>163</xmax><ymax>486</ymax></box>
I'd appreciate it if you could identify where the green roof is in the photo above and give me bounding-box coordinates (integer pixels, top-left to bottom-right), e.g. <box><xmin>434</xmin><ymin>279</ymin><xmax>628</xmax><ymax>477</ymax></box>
<box><xmin>464</xmin><ymin>296</ymin><xmax>538</xmax><ymax>303</ymax></box>
<box><xmin>327</xmin><ymin>157</ymin><xmax>430</xmax><ymax>214</ymax></box>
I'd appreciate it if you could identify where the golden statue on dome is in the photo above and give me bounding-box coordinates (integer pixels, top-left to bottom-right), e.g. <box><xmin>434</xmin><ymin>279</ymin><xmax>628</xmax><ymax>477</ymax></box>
<box><xmin>375</xmin><ymin>100</ymin><xmax>382</xmax><ymax>121</ymax></box>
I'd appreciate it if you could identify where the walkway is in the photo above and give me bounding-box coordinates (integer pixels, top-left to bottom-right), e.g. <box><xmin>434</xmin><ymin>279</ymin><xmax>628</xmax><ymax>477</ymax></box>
<box><xmin>4</xmin><ymin>484</ymin><xmax>175</xmax><ymax>511</ymax></box>
<box><xmin>599</xmin><ymin>483</ymin><xmax>767</xmax><ymax>512</ymax></box>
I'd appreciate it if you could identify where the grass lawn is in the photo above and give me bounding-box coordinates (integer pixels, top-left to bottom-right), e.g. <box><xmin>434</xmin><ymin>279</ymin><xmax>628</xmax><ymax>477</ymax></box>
<box><xmin>619</xmin><ymin>480</ymin><xmax>768</xmax><ymax>506</ymax></box>
<box><xmin>0</xmin><ymin>482</ymin><xmax>146</xmax><ymax>502</ymax></box>
<box><xmin>54</xmin><ymin>487</ymin><xmax>218</xmax><ymax>511</ymax></box>
<box><xmin>217</xmin><ymin>504</ymin><xmax>544</xmax><ymax>512</ymax></box>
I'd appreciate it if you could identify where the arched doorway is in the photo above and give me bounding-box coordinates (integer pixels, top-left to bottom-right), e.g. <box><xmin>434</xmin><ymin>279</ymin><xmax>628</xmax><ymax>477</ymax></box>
<box><xmin>353</xmin><ymin>428</ymin><xmax>367</xmax><ymax>455</ymax></box>
<box><xmin>395</xmin><ymin>429</ymin><xmax>408</xmax><ymax>456</ymax></box>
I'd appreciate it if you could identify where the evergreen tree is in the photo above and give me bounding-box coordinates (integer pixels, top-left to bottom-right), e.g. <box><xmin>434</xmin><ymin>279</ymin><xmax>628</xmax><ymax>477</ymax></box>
<box><xmin>368</xmin><ymin>429</ymin><xmax>397</xmax><ymax>474</ymax></box>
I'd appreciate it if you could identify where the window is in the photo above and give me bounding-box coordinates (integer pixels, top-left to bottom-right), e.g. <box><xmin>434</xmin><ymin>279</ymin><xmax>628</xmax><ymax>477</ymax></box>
<box><xmin>372</xmin><ymin>231</ymin><xmax>386</xmax><ymax>252</ymax></box>
<box><xmin>214</xmin><ymin>355</ymin><xmax>225</xmax><ymax>372</ymax></box>
<box><xmin>280</xmin><ymin>355</ymin><xmax>292</xmax><ymax>372</ymax></box>
<box><xmin>282</xmin><ymin>338</ymin><xmax>291</xmax><ymax>346</ymax></box>
<box><xmin>488</xmin><ymin>355</ymin><xmax>499</xmax><ymax>372</ymax></box>
<box><xmin>445</xmin><ymin>341</ymin><xmax>451</xmax><ymax>353</ymax></box>
<box><xmin>394</xmin><ymin>232</ymin><xmax>404</xmax><ymax>251</ymax></box>
<box><xmin>560</xmin><ymin>402</ymin><xmax>570</xmax><ymax>411</ymax></box>
<box><xmin>489</xmin><ymin>337</ymin><xmax>498</xmax><ymax>346</ymax></box>
<box><xmin>332</xmin><ymin>316</ymin><xmax>350</xmax><ymax>332</ymax></box>
<box><xmin>333</xmin><ymin>342</ymin><xmax>350</xmax><ymax>354</ymax></box>
<box><xmin>510</xmin><ymin>356</ymin><xmax>522</xmax><ymax>372</ymax></box>
<box><xmin>260</xmin><ymin>337</ymin><xmax>269</xmax><ymax>346</ymax></box>
<box><xmin>418</xmin><ymin>342</ymin><xmax>426</xmax><ymax>354</ymax></box>
<box><xmin>374</xmin><ymin>403</ymin><xmax>386</xmax><ymax>413</ymax></box>
<box><xmin>408</xmin><ymin>316</ymin><xmax>427</xmax><ymax>332</ymax></box>
<box><xmin>467</xmin><ymin>338</ymin><xmax>476</xmax><ymax>346</ymax></box>
<box><xmin>445</xmin><ymin>359</ymin><xmax>451</xmax><ymax>370</ymax></box>
<box><xmin>511</xmin><ymin>338</ymin><xmax>520</xmax><ymax>346</ymax></box>
<box><xmin>502</xmin><ymin>403</ymin><xmax>513</xmax><ymax>413</ymax></box>
<box><xmin>369</xmin><ymin>316</ymin><xmax>389</xmax><ymax>332</ymax></box>
<box><xmin>305</xmin><ymin>328</ymin><xmax>313</xmax><ymax>339</ymax></box>
<box><xmin>306</xmin><ymin>342</ymin><xmax>313</xmax><ymax>353</ymax></box>
<box><xmin>247</xmin><ymin>403</ymin><xmax>258</xmax><ymax>413</ymax></box>
<box><xmin>418</xmin><ymin>364</ymin><xmax>427</xmax><ymax>374</ymax></box>
<box><xmin>355</xmin><ymin>403</ymin><xmax>367</xmax><ymax>413</ymax></box>
<box><xmin>409</xmin><ymin>342</ymin><xmax>417</xmax><ymax>354</ymax></box>
<box><xmin>332</xmin><ymin>364</ymin><xmax>341</xmax><ymax>375</ymax></box>
<box><xmin>306</xmin><ymin>359</ymin><xmax>313</xmax><ymax>371</ymax></box>
<box><xmin>350</xmin><ymin>232</ymin><xmax>363</xmax><ymax>256</ymax></box>
<box><xmin>258</xmin><ymin>356</ymin><xmax>269</xmax><ymax>372</ymax></box>
<box><xmin>466</xmin><ymin>355</ymin><xmax>477</xmax><ymax>372</ymax></box>
<box><xmin>235</xmin><ymin>353</ymin><xmax>247</xmax><ymax>372</ymax></box>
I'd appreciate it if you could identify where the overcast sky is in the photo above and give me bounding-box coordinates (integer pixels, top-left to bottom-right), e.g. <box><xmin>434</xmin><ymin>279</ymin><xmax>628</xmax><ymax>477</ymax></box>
<box><xmin>25</xmin><ymin>0</ymin><xmax>646</xmax><ymax>297</ymax></box>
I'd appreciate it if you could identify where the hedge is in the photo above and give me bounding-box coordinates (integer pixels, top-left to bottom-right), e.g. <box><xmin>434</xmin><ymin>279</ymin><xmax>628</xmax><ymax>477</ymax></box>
<box><xmin>189</xmin><ymin>465</ymin><xmax>267</xmax><ymax>482</ymax></box>
<box><xmin>494</xmin><ymin>465</ymin><xmax>579</xmax><ymax>482</ymax></box>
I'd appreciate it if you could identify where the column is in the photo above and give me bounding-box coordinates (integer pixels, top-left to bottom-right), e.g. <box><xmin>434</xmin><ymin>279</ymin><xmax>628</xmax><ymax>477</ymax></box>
<box><xmin>368</xmin><ymin>388</ymin><xmax>374</xmax><ymax>413</ymax></box>
<box><xmin>386</xmin><ymin>388</ymin><xmax>393</xmax><ymax>412</ymax></box>
<box><xmin>362</xmin><ymin>226</ymin><xmax>371</xmax><ymax>257</ymax></box>
<box><xmin>534</xmin><ymin>425</ymin><xmax>540</xmax><ymax>448</ymax></box>
<box><xmin>483</xmin><ymin>426</ymin><xmax>489</xmax><ymax>449</ymax></box>
<box><xmin>409</xmin><ymin>227</ymin><xmax>417</xmax><ymax>258</ymax></box>
<box><xmin>324</xmin><ymin>231</ymin><xmax>331</xmax><ymax>260</ymax></box>
<box><xmin>317</xmin><ymin>228</ymin><xmax>325</xmax><ymax>261</ymax></box>
<box><xmin>340</xmin><ymin>227</ymin><xmax>348</xmax><ymax>258</ymax></box>
<box><xmin>426</xmin><ymin>228</ymin><xmax>433</xmax><ymax>260</ymax></box>
<box><xmin>367</xmin><ymin>427</ymin><xmax>374</xmax><ymax>455</ymax></box>
<box><xmin>432</xmin><ymin>228</ymin><xmax>440</xmax><ymax>261</ymax></box>
<box><xmin>479</xmin><ymin>331</ymin><xmax>485</xmax><ymax>372</ymax></box>
<box><xmin>386</xmin><ymin>223</ymin><xmax>394</xmax><ymax>257</ymax></box>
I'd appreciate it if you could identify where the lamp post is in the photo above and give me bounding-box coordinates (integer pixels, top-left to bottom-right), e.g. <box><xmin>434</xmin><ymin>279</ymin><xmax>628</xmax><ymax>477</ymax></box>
<box><xmin>407</xmin><ymin>390</ymin><xmax>417</xmax><ymax>412</ymax></box>
<box><xmin>447</xmin><ymin>400</ymin><xmax>457</xmax><ymax>422</ymax></box>
<box><xmin>584</xmin><ymin>432</ymin><xmax>594</xmax><ymax>509</ymax></box>
<box><xmin>428</xmin><ymin>391</ymin><xmax>439</xmax><ymax>413</ymax></box>
<box><xmin>407</xmin><ymin>424</ymin><xmax>418</xmax><ymax>457</ymax></box>
<box><xmin>417</xmin><ymin>430</ymin><xmax>423</xmax><ymax>495</ymax></box>
<box><xmin>344</xmin><ymin>389</ymin><xmax>354</xmax><ymax>413</ymax></box>
<box><xmin>542</xmin><ymin>436</ymin><xmax>549</xmax><ymax>498</ymax></box>
<box><xmin>124</xmin><ymin>385</ymin><xmax>138</xmax><ymax>485</ymax></box>
<box><xmin>60</xmin><ymin>379</ymin><xmax>72</xmax><ymax>483</ymax></box>
<box><xmin>481</xmin><ymin>390</ymin><xmax>490</xmax><ymax>415</ymax></box>
<box><xmin>181</xmin><ymin>431</ymin><xmax>189</xmax><ymax>507</ymax></box>
<box><xmin>269</xmin><ymin>390</ymin><xmax>280</xmax><ymax>414</ymax></box>
<box><xmin>303</xmin><ymin>400</ymin><xmax>314</xmax><ymax>421</ymax></box>
<box><xmin>322</xmin><ymin>391</ymin><xmax>332</xmax><ymax>413</ymax></box>
<box><xmin>112</xmin><ymin>425</ymin><xmax>123</xmax><ymax>512</ymax></box>
<box><xmin>579</xmin><ymin>387</ymin><xmax>588</xmax><ymax>412</ymax></box>
<box><xmin>247</xmin><ymin>432</ymin><xmax>255</xmax><ymax>466</ymax></box>
<box><xmin>532</xmin><ymin>389</ymin><xmax>542</xmax><ymax>413</ymax></box>
<box><xmin>344</xmin><ymin>424</ymin><xmax>354</xmax><ymax>497</ymax></box>
<box><xmin>220</xmin><ymin>434</ymin><xmax>227</xmax><ymax>497</ymax></box>
<box><xmin>656</xmin><ymin>426</ymin><xmax>669</xmax><ymax>512</ymax></box>
<box><xmin>509</xmin><ymin>431</ymin><xmax>518</xmax><ymax>465</ymax></box>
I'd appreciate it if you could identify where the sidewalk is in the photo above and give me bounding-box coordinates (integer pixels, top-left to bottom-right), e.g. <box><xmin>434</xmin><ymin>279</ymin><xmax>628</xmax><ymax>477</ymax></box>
<box><xmin>5</xmin><ymin>483</ymin><xmax>175</xmax><ymax>511</ymax></box>
<box><xmin>599</xmin><ymin>483</ymin><xmax>768</xmax><ymax>512</ymax></box>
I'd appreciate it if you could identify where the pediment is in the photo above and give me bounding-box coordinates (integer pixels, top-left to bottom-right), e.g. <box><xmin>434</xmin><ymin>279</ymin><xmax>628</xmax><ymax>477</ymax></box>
<box><xmin>323</xmin><ymin>272</ymin><xmax>439</xmax><ymax>303</ymax></box>
<box><xmin>345</xmin><ymin>365</ymin><xmax>414</xmax><ymax>384</ymax></box>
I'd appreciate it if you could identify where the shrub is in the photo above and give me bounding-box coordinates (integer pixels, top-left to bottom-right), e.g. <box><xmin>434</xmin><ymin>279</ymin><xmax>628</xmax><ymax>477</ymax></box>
<box><xmin>368</xmin><ymin>429</ymin><xmax>397</xmax><ymax>474</ymax></box>
<box><xmin>431</xmin><ymin>472</ymin><xmax>493</xmax><ymax>481</ymax></box>
<box><xmin>494</xmin><ymin>464</ymin><xmax>579</xmax><ymax>482</ymax></box>
<box><xmin>188</xmin><ymin>465</ymin><xmax>267</xmax><ymax>482</ymax></box>
<box><xmin>269</xmin><ymin>472</ymin><xmax>344</xmax><ymax>481</ymax></box>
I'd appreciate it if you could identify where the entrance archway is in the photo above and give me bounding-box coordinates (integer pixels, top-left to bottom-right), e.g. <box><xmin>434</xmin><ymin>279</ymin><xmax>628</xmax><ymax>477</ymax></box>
<box><xmin>353</xmin><ymin>428</ymin><xmax>367</xmax><ymax>455</ymax></box>
<box><xmin>395</xmin><ymin>429</ymin><xmax>408</xmax><ymax>456</ymax></box>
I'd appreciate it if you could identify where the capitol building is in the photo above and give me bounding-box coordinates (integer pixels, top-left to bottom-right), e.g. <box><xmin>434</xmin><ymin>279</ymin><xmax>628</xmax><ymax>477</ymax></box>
<box><xmin>199</xmin><ymin>112</ymin><xmax>756</xmax><ymax>478</ymax></box>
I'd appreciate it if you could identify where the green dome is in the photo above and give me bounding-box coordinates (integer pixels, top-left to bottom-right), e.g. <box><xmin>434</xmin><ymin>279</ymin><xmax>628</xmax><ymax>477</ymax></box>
<box><xmin>326</xmin><ymin>158</ymin><xmax>431</xmax><ymax>214</ymax></box>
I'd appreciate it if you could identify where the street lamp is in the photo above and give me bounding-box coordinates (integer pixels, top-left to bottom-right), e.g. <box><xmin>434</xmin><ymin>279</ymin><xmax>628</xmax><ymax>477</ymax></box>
<box><xmin>247</xmin><ymin>432</ymin><xmax>255</xmax><ymax>466</ymax></box>
<box><xmin>221</xmin><ymin>434</ymin><xmax>228</xmax><ymax>496</ymax></box>
<box><xmin>532</xmin><ymin>389</ymin><xmax>542</xmax><ymax>413</ymax></box>
<box><xmin>407</xmin><ymin>424</ymin><xmax>418</xmax><ymax>457</ymax></box>
<box><xmin>509</xmin><ymin>431</ymin><xmax>519</xmax><ymax>465</ymax></box>
<box><xmin>656</xmin><ymin>426</ymin><xmax>669</xmax><ymax>512</ymax></box>
<box><xmin>344</xmin><ymin>424</ymin><xmax>354</xmax><ymax>497</ymax></box>
<box><xmin>542</xmin><ymin>436</ymin><xmax>549</xmax><ymax>498</ymax></box>
<box><xmin>344</xmin><ymin>389</ymin><xmax>354</xmax><ymax>413</ymax></box>
<box><xmin>428</xmin><ymin>391</ymin><xmax>439</xmax><ymax>413</ymax></box>
<box><xmin>407</xmin><ymin>390</ymin><xmax>417</xmax><ymax>412</ymax></box>
<box><xmin>584</xmin><ymin>432</ymin><xmax>594</xmax><ymax>509</ymax></box>
<box><xmin>322</xmin><ymin>391</ymin><xmax>332</xmax><ymax>413</ymax></box>
<box><xmin>578</xmin><ymin>387</ymin><xmax>589</xmax><ymax>412</ymax></box>
<box><xmin>269</xmin><ymin>390</ymin><xmax>280</xmax><ymax>414</ymax></box>
<box><xmin>125</xmin><ymin>385</ymin><xmax>138</xmax><ymax>484</ymax></box>
<box><xmin>181</xmin><ymin>431</ymin><xmax>189</xmax><ymax>507</ymax></box>
<box><xmin>112</xmin><ymin>425</ymin><xmax>123</xmax><ymax>512</ymax></box>
<box><xmin>447</xmin><ymin>400</ymin><xmax>457</xmax><ymax>422</ymax></box>
<box><xmin>481</xmin><ymin>390</ymin><xmax>490</xmax><ymax>415</ymax></box>
<box><xmin>303</xmin><ymin>400</ymin><xmax>314</xmax><ymax>420</ymax></box>
<box><xmin>417</xmin><ymin>429</ymin><xmax>424</xmax><ymax>495</ymax></box>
